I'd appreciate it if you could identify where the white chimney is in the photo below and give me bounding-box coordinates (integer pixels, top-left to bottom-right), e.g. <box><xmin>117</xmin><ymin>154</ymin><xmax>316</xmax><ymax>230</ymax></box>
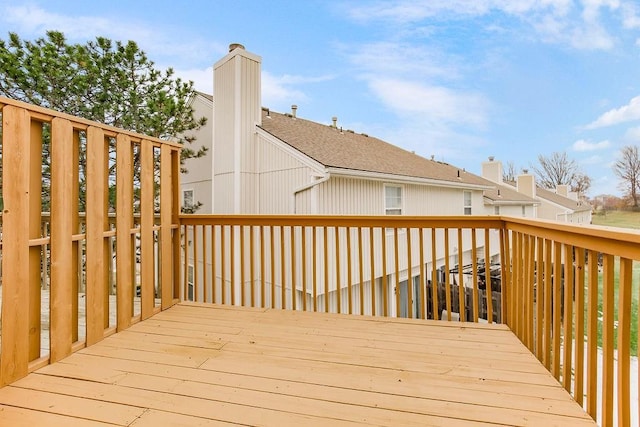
<box><xmin>517</xmin><ymin>171</ymin><xmax>536</xmax><ymax>198</ymax></box>
<box><xmin>481</xmin><ymin>156</ymin><xmax>503</xmax><ymax>184</ymax></box>
<box><xmin>556</xmin><ymin>184</ymin><xmax>569</xmax><ymax>197</ymax></box>
<box><xmin>213</xmin><ymin>43</ymin><xmax>262</xmax><ymax>214</ymax></box>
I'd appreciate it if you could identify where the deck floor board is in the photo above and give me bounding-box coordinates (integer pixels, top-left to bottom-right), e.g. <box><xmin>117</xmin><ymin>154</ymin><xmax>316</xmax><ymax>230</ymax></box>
<box><xmin>0</xmin><ymin>303</ymin><xmax>596</xmax><ymax>426</ymax></box>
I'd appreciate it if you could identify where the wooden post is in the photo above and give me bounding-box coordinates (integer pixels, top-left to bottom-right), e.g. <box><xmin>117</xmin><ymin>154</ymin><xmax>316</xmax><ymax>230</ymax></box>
<box><xmin>50</xmin><ymin>118</ymin><xmax>74</xmax><ymax>363</ymax></box>
<box><xmin>160</xmin><ymin>144</ymin><xmax>173</xmax><ymax>308</ymax></box>
<box><xmin>0</xmin><ymin>105</ymin><xmax>31</xmax><ymax>385</ymax></box>
<box><xmin>116</xmin><ymin>134</ymin><xmax>133</xmax><ymax>331</ymax></box>
<box><xmin>172</xmin><ymin>149</ymin><xmax>181</xmax><ymax>302</ymax></box>
<box><xmin>140</xmin><ymin>139</ymin><xmax>154</xmax><ymax>319</ymax></box>
<box><xmin>85</xmin><ymin>127</ymin><xmax>106</xmax><ymax>345</ymax></box>
<box><xmin>28</xmin><ymin>121</ymin><xmax>43</xmax><ymax>362</ymax></box>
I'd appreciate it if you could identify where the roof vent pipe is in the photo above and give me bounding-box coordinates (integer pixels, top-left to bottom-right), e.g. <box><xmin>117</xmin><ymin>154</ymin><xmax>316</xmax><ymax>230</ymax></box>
<box><xmin>291</xmin><ymin>105</ymin><xmax>297</xmax><ymax>118</ymax></box>
<box><xmin>332</xmin><ymin>116</ymin><xmax>337</xmax><ymax>128</ymax></box>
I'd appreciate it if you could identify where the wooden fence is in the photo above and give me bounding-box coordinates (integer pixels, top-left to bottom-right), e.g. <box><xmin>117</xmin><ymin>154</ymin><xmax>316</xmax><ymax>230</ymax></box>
<box><xmin>0</xmin><ymin>96</ymin><xmax>182</xmax><ymax>386</ymax></box>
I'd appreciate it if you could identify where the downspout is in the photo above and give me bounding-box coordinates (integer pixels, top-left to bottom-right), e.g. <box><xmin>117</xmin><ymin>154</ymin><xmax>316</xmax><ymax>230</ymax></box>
<box><xmin>292</xmin><ymin>173</ymin><xmax>330</xmax><ymax>214</ymax></box>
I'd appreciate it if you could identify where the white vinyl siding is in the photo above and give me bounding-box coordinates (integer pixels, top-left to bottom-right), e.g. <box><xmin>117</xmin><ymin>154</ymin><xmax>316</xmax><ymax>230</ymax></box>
<box><xmin>316</xmin><ymin>177</ymin><xmax>381</xmax><ymax>214</ymax></box>
<box><xmin>257</xmin><ymin>133</ymin><xmax>319</xmax><ymax>214</ymax></box>
<box><xmin>316</xmin><ymin>177</ymin><xmax>484</xmax><ymax>216</ymax></box>
<box><xmin>385</xmin><ymin>185</ymin><xmax>403</xmax><ymax>215</ymax></box>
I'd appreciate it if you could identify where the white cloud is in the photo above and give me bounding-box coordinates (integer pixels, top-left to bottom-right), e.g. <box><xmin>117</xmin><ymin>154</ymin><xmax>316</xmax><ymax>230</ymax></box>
<box><xmin>261</xmin><ymin>71</ymin><xmax>324</xmax><ymax>110</ymax></box>
<box><xmin>1</xmin><ymin>4</ymin><xmax>225</xmax><ymax>66</ymax></box>
<box><xmin>347</xmin><ymin>42</ymin><xmax>461</xmax><ymax>80</ymax></box>
<box><xmin>345</xmin><ymin>0</ymin><xmax>625</xmax><ymax>51</ymax></box>
<box><xmin>586</xmin><ymin>95</ymin><xmax>640</xmax><ymax>128</ymax></box>
<box><xmin>367</xmin><ymin>78</ymin><xmax>488</xmax><ymax>128</ymax></box>
<box><xmin>173</xmin><ymin>66</ymin><xmax>213</xmax><ymax>95</ymax></box>
<box><xmin>3</xmin><ymin>4</ymin><xmax>152</xmax><ymax>43</ymax></box>
<box><xmin>621</xmin><ymin>2</ymin><xmax>640</xmax><ymax>28</ymax></box>
<box><xmin>572</xmin><ymin>139</ymin><xmax>611</xmax><ymax>151</ymax></box>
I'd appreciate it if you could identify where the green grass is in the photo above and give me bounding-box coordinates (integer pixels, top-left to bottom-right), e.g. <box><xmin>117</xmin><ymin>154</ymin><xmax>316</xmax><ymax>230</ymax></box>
<box><xmin>587</xmin><ymin>210</ymin><xmax>640</xmax><ymax>356</ymax></box>
<box><xmin>591</xmin><ymin>210</ymin><xmax>640</xmax><ymax>229</ymax></box>
<box><xmin>583</xmin><ymin>261</ymin><xmax>639</xmax><ymax>356</ymax></box>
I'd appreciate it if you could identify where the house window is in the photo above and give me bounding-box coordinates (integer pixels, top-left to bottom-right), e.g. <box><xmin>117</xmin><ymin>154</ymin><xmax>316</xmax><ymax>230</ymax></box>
<box><xmin>522</xmin><ymin>206</ymin><xmax>526</xmax><ymax>217</ymax></box>
<box><xmin>183</xmin><ymin>189</ymin><xmax>194</xmax><ymax>208</ymax></box>
<box><xmin>463</xmin><ymin>191</ymin><xmax>472</xmax><ymax>215</ymax></box>
<box><xmin>187</xmin><ymin>264</ymin><xmax>194</xmax><ymax>301</ymax></box>
<box><xmin>494</xmin><ymin>206</ymin><xmax>500</xmax><ymax>215</ymax></box>
<box><xmin>385</xmin><ymin>185</ymin><xmax>402</xmax><ymax>215</ymax></box>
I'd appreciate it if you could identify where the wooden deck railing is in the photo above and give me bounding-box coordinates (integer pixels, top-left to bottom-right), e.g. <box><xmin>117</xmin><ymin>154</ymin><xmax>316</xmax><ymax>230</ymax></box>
<box><xmin>181</xmin><ymin>214</ymin><xmax>640</xmax><ymax>426</ymax></box>
<box><xmin>505</xmin><ymin>217</ymin><xmax>640</xmax><ymax>426</ymax></box>
<box><xmin>0</xmin><ymin>97</ymin><xmax>182</xmax><ymax>386</ymax></box>
<box><xmin>1</xmin><ymin>97</ymin><xmax>639</xmax><ymax>425</ymax></box>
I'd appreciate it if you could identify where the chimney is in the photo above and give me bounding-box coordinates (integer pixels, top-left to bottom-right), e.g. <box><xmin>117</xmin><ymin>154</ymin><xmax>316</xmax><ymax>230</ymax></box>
<box><xmin>213</xmin><ymin>43</ymin><xmax>262</xmax><ymax>214</ymax></box>
<box><xmin>517</xmin><ymin>170</ymin><xmax>536</xmax><ymax>199</ymax></box>
<box><xmin>556</xmin><ymin>184</ymin><xmax>569</xmax><ymax>197</ymax></box>
<box><xmin>291</xmin><ymin>105</ymin><xmax>297</xmax><ymax>118</ymax></box>
<box><xmin>331</xmin><ymin>116</ymin><xmax>337</xmax><ymax>128</ymax></box>
<box><xmin>481</xmin><ymin>156</ymin><xmax>503</xmax><ymax>184</ymax></box>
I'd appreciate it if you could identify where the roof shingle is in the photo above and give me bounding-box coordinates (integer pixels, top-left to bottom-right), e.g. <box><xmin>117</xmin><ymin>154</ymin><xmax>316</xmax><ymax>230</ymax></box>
<box><xmin>259</xmin><ymin>110</ymin><xmax>492</xmax><ymax>188</ymax></box>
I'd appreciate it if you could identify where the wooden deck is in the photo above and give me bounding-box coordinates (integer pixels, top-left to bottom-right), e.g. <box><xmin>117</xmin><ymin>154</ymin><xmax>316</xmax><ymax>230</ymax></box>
<box><xmin>0</xmin><ymin>303</ymin><xmax>595</xmax><ymax>426</ymax></box>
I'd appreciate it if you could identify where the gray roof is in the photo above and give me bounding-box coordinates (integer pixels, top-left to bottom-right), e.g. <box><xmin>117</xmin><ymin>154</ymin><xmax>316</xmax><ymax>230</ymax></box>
<box><xmin>535</xmin><ymin>187</ymin><xmax>592</xmax><ymax>212</ymax></box>
<box><xmin>484</xmin><ymin>183</ymin><xmax>538</xmax><ymax>205</ymax></box>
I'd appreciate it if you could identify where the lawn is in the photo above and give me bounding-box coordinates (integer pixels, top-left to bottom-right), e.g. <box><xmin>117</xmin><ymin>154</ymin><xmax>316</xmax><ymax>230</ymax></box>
<box><xmin>591</xmin><ymin>209</ymin><xmax>640</xmax><ymax>229</ymax></box>
<box><xmin>585</xmin><ymin>210</ymin><xmax>640</xmax><ymax>356</ymax></box>
<box><xmin>584</xmin><ymin>261</ymin><xmax>640</xmax><ymax>356</ymax></box>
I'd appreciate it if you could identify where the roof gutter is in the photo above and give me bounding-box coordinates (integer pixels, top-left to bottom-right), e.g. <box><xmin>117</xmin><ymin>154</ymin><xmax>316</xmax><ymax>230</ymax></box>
<box><xmin>292</xmin><ymin>172</ymin><xmax>331</xmax><ymax>213</ymax></box>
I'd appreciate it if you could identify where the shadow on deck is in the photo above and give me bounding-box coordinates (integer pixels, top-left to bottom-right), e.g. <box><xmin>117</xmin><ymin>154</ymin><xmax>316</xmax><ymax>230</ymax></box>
<box><xmin>0</xmin><ymin>303</ymin><xmax>594</xmax><ymax>426</ymax></box>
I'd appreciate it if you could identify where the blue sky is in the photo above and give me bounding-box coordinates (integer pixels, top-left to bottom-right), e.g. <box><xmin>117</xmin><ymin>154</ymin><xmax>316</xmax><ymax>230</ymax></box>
<box><xmin>2</xmin><ymin>0</ymin><xmax>640</xmax><ymax>196</ymax></box>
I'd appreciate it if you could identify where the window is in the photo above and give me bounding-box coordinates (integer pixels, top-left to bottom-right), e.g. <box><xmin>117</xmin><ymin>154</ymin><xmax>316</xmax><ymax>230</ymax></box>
<box><xmin>494</xmin><ymin>206</ymin><xmax>500</xmax><ymax>215</ymax></box>
<box><xmin>187</xmin><ymin>264</ymin><xmax>194</xmax><ymax>301</ymax></box>
<box><xmin>463</xmin><ymin>191</ymin><xmax>472</xmax><ymax>215</ymax></box>
<box><xmin>522</xmin><ymin>206</ymin><xmax>526</xmax><ymax>217</ymax></box>
<box><xmin>385</xmin><ymin>185</ymin><xmax>402</xmax><ymax>215</ymax></box>
<box><xmin>183</xmin><ymin>189</ymin><xmax>194</xmax><ymax>208</ymax></box>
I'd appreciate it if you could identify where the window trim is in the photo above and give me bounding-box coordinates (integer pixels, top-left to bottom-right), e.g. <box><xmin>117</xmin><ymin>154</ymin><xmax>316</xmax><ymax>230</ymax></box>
<box><xmin>463</xmin><ymin>190</ymin><xmax>472</xmax><ymax>215</ymax></box>
<box><xmin>183</xmin><ymin>188</ymin><xmax>194</xmax><ymax>208</ymax></box>
<box><xmin>384</xmin><ymin>184</ymin><xmax>403</xmax><ymax>215</ymax></box>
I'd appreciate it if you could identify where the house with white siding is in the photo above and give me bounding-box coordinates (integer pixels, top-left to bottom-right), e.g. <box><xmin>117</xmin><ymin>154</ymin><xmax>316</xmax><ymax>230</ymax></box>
<box><xmin>181</xmin><ymin>44</ymin><xmax>536</xmax><ymax>318</ymax></box>
<box><xmin>479</xmin><ymin>156</ymin><xmax>592</xmax><ymax>224</ymax></box>
<box><xmin>480</xmin><ymin>157</ymin><xmax>538</xmax><ymax>217</ymax></box>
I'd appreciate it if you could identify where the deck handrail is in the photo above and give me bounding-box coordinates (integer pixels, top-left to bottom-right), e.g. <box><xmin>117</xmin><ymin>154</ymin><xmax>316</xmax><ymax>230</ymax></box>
<box><xmin>180</xmin><ymin>213</ymin><xmax>639</xmax><ymax>426</ymax></box>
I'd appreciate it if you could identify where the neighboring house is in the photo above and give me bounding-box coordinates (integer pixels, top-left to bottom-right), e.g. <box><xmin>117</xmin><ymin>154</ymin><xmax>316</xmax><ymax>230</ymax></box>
<box><xmin>181</xmin><ymin>91</ymin><xmax>213</xmax><ymax>213</ymax></box>
<box><xmin>525</xmin><ymin>183</ymin><xmax>592</xmax><ymax>224</ymax></box>
<box><xmin>514</xmin><ymin>171</ymin><xmax>592</xmax><ymax>224</ymax></box>
<box><xmin>480</xmin><ymin>157</ymin><xmax>539</xmax><ymax>217</ymax></box>
<box><xmin>479</xmin><ymin>157</ymin><xmax>592</xmax><ymax>224</ymax></box>
<box><xmin>181</xmin><ymin>44</ymin><xmax>516</xmax><ymax>317</ymax></box>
